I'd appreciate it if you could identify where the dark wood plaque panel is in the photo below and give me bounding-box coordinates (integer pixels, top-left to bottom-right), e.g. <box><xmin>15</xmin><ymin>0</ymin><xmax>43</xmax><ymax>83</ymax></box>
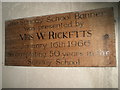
<box><xmin>5</xmin><ymin>7</ymin><xmax>116</xmax><ymax>67</ymax></box>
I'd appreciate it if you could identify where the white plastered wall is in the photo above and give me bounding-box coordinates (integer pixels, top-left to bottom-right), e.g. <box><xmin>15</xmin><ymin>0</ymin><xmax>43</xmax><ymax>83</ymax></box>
<box><xmin>2</xmin><ymin>2</ymin><xmax>118</xmax><ymax>88</ymax></box>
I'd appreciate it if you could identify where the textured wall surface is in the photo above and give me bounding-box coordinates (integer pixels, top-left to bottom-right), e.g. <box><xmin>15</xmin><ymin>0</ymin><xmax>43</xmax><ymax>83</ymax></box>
<box><xmin>118</xmin><ymin>2</ymin><xmax>120</xmax><ymax>89</ymax></box>
<box><xmin>2</xmin><ymin>2</ymin><xmax>118</xmax><ymax>88</ymax></box>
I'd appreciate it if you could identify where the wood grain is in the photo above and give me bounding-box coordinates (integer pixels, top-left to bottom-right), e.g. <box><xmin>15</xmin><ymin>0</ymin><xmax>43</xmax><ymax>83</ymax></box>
<box><xmin>5</xmin><ymin>7</ymin><xmax>116</xmax><ymax>67</ymax></box>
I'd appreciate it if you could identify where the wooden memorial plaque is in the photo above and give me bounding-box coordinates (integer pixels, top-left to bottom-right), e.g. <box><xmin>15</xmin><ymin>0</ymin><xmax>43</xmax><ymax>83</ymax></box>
<box><xmin>5</xmin><ymin>7</ymin><xmax>116</xmax><ymax>67</ymax></box>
